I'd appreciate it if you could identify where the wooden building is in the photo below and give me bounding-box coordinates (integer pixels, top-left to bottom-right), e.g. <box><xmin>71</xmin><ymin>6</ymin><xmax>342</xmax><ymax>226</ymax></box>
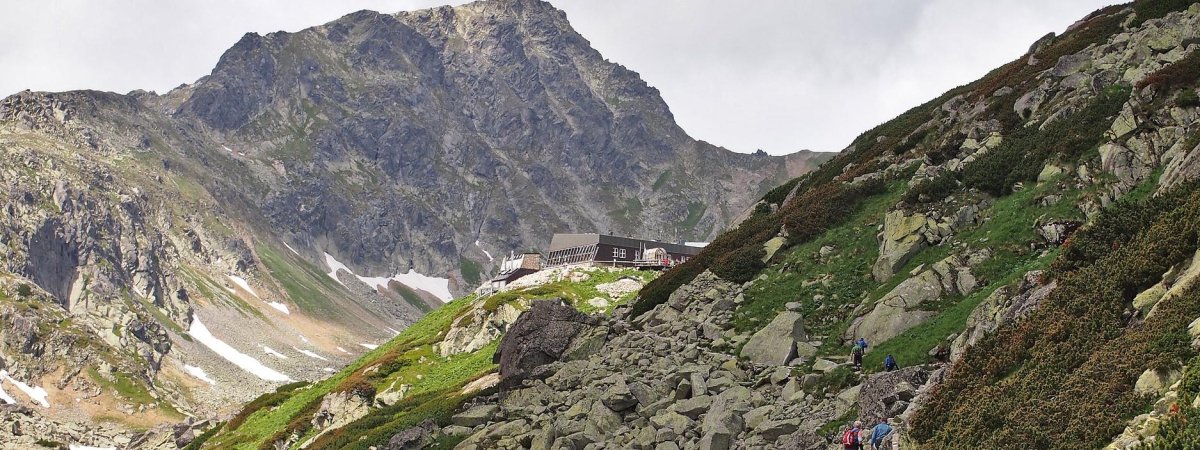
<box><xmin>482</xmin><ymin>252</ymin><xmax>542</xmax><ymax>292</ymax></box>
<box><xmin>544</xmin><ymin>233</ymin><xmax>702</xmax><ymax>268</ymax></box>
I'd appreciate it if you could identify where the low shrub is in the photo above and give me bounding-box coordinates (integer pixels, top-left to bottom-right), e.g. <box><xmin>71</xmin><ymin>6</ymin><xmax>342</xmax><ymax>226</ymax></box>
<box><xmin>1176</xmin><ymin>88</ymin><xmax>1200</xmax><ymax>108</ymax></box>
<box><xmin>911</xmin><ymin>182</ymin><xmax>1200</xmax><ymax>449</ymax></box>
<box><xmin>711</xmin><ymin>245</ymin><xmax>766</xmax><ymax>283</ymax></box>
<box><xmin>1138</xmin><ymin>47</ymin><xmax>1200</xmax><ymax>90</ymax></box>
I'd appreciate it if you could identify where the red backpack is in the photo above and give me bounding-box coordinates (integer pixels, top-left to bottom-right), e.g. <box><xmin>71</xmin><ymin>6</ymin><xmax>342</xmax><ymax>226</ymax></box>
<box><xmin>842</xmin><ymin>428</ymin><xmax>858</xmax><ymax>447</ymax></box>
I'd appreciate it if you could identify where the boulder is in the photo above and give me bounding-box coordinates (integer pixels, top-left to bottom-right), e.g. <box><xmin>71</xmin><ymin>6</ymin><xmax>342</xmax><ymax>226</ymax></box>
<box><xmin>856</xmin><ymin>366</ymin><xmax>930</xmax><ymax>425</ymax></box>
<box><xmin>383</xmin><ymin>419</ymin><xmax>438</xmax><ymax>450</ymax></box>
<box><xmin>601</xmin><ymin>378</ymin><xmax>638</xmax><ymax>411</ymax></box>
<box><xmin>740</xmin><ymin>311</ymin><xmax>813</xmax><ymax>366</ymax></box>
<box><xmin>452</xmin><ymin>405</ymin><xmax>501</xmax><ymax>428</ymax></box>
<box><xmin>872</xmin><ymin>210</ymin><xmax>929</xmax><ymax>282</ymax></box>
<box><xmin>812</xmin><ymin>359</ymin><xmax>839</xmax><ymax>373</ymax></box>
<box><xmin>493</xmin><ymin>299</ymin><xmax>599</xmax><ymax>390</ymax></box>
<box><xmin>1134</xmin><ymin>368</ymin><xmax>1183</xmax><ymax>396</ymax></box>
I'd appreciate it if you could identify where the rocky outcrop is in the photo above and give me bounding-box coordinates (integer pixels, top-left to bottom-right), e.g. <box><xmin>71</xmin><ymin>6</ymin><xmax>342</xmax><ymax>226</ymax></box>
<box><xmin>950</xmin><ymin>270</ymin><xmax>1056</xmax><ymax>361</ymax></box>
<box><xmin>739</xmin><ymin>312</ymin><xmax>815</xmax><ymax>366</ymax></box>
<box><xmin>493</xmin><ymin>299</ymin><xmax>599</xmax><ymax>390</ymax></box>
<box><xmin>384</xmin><ymin>419</ymin><xmax>440</xmax><ymax>450</ymax></box>
<box><xmin>438</xmin><ymin>302</ymin><xmax>523</xmax><ymax>357</ymax></box>
<box><xmin>856</xmin><ymin>367</ymin><xmax>929</xmax><ymax>426</ymax></box>
<box><xmin>850</xmin><ymin>250</ymin><xmax>990</xmax><ymax>345</ymax></box>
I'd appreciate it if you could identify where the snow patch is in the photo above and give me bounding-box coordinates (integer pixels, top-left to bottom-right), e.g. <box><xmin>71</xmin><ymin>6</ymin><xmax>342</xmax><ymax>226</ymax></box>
<box><xmin>292</xmin><ymin>347</ymin><xmax>329</xmax><ymax>361</ymax></box>
<box><xmin>475</xmin><ymin>240</ymin><xmax>494</xmax><ymax>261</ymax></box>
<box><xmin>684</xmin><ymin>242</ymin><xmax>709</xmax><ymax>248</ymax></box>
<box><xmin>323</xmin><ymin>253</ymin><xmax>350</xmax><ymax>285</ymax></box>
<box><xmin>336</xmin><ymin>347</ymin><xmax>351</xmax><ymax>355</ymax></box>
<box><xmin>385</xmin><ymin>327</ymin><xmax>401</xmax><ymax>336</ymax></box>
<box><xmin>322</xmin><ymin>368</ymin><xmax>336</xmax><ymax>373</ymax></box>
<box><xmin>267</xmin><ymin>302</ymin><xmax>290</xmax><ymax>314</ymax></box>
<box><xmin>263</xmin><ymin>346</ymin><xmax>288</xmax><ymax>359</ymax></box>
<box><xmin>298</xmin><ymin>334</ymin><xmax>310</xmax><ymax>344</ymax></box>
<box><xmin>222</xmin><ymin>145</ymin><xmax>234</xmax><ymax>153</ymax></box>
<box><xmin>359</xmin><ymin>343</ymin><xmax>379</xmax><ymax>350</ymax></box>
<box><xmin>324</xmin><ymin>253</ymin><xmax>453</xmax><ymax>302</ymax></box>
<box><xmin>226</xmin><ymin>275</ymin><xmax>260</xmax><ymax>299</ymax></box>
<box><xmin>284</xmin><ymin>242</ymin><xmax>300</xmax><ymax>255</ymax></box>
<box><xmin>70</xmin><ymin>446</ymin><xmax>117</xmax><ymax>450</ymax></box>
<box><xmin>189</xmin><ymin>315</ymin><xmax>292</xmax><ymax>382</ymax></box>
<box><xmin>1</xmin><ymin>371</ymin><xmax>49</xmax><ymax>407</ymax></box>
<box><xmin>184</xmin><ymin>365</ymin><xmax>216</xmax><ymax>386</ymax></box>
<box><xmin>0</xmin><ymin>371</ymin><xmax>16</xmax><ymax>405</ymax></box>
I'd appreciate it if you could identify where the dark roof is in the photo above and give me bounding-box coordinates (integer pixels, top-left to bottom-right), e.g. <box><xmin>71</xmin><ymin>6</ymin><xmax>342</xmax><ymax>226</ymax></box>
<box><xmin>548</xmin><ymin>233</ymin><xmax>702</xmax><ymax>256</ymax></box>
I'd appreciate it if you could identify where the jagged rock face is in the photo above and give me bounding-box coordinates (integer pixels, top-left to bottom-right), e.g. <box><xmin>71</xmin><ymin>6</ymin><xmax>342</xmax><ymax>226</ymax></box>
<box><xmin>156</xmin><ymin>0</ymin><xmax>826</xmax><ymax>290</ymax></box>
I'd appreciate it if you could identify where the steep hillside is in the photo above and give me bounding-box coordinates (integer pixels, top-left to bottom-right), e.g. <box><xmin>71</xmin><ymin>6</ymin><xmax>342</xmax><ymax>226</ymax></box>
<box><xmin>189</xmin><ymin>1</ymin><xmax>1200</xmax><ymax>450</ymax></box>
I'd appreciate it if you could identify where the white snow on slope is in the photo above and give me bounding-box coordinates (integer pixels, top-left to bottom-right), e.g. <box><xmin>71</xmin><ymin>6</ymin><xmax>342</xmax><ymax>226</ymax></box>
<box><xmin>293</xmin><ymin>347</ymin><xmax>329</xmax><ymax>361</ymax></box>
<box><xmin>70</xmin><ymin>446</ymin><xmax>117</xmax><ymax>450</ymax></box>
<box><xmin>385</xmin><ymin>327</ymin><xmax>401</xmax><ymax>336</ymax></box>
<box><xmin>324</xmin><ymin>253</ymin><xmax>453</xmax><ymax>302</ymax></box>
<box><xmin>475</xmin><ymin>240</ymin><xmax>494</xmax><ymax>261</ymax></box>
<box><xmin>337</xmin><ymin>347</ymin><xmax>351</xmax><ymax>355</ymax></box>
<box><xmin>222</xmin><ymin>145</ymin><xmax>234</xmax><ymax>153</ymax></box>
<box><xmin>189</xmin><ymin>315</ymin><xmax>292</xmax><ymax>382</ymax></box>
<box><xmin>323</xmin><ymin>368</ymin><xmax>336</xmax><ymax>373</ymax></box>
<box><xmin>227</xmin><ymin>275</ymin><xmax>260</xmax><ymax>298</ymax></box>
<box><xmin>360</xmin><ymin>343</ymin><xmax>379</xmax><ymax>350</ymax></box>
<box><xmin>184</xmin><ymin>365</ymin><xmax>216</xmax><ymax>386</ymax></box>
<box><xmin>684</xmin><ymin>242</ymin><xmax>709</xmax><ymax>248</ymax></box>
<box><xmin>324</xmin><ymin>253</ymin><xmax>351</xmax><ymax>285</ymax></box>
<box><xmin>263</xmin><ymin>346</ymin><xmax>288</xmax><ymax>359</ymax></box>
<box><xmin>284</xmin><ymin>242</ymin><xmax>300</xmax><ymax>255</ymax></box>
<box><xmin>1</xmin><ymin>371</ymin><xmax>49</xmax><ymax>407</ymax></box>
<box><xmin>0</xmin><ymin>371</ymin><xmax>16</xmax><ymax>405</ymax></box>
<box><xmin>228</xmin><ymin>275</ymin><xmax>289</xmax><ymax>314</ymax></box>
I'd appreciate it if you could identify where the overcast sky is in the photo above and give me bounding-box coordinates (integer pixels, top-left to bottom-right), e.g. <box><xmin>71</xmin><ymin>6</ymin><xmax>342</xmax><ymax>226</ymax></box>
<box><xmin>0</xmin><ymin>0</ymin><xmax>1116</xmax><ymax>154</ymax></box>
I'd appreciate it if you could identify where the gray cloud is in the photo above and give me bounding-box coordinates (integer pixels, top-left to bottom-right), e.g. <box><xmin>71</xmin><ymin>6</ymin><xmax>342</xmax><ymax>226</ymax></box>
<box><xmin>0</xmin><ymin>0</ymin><xmax>1116</xmax><ymax>154</ymax></box>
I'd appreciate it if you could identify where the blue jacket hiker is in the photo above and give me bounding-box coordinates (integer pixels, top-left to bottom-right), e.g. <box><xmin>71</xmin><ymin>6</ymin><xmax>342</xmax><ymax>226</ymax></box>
<box><xmin>870</xmin><ymin>421</ymin><xmax>894</xmax><ymax>449</ymax></box>
<box><xmin>885</xmin><ymin>354</ymin><xmax>898</xmax><ymax>371</ymax></box>
<box><xmin>857</xmin><ymin>337</ymin><xmax>868</xmax><ymax>350</ymax></box>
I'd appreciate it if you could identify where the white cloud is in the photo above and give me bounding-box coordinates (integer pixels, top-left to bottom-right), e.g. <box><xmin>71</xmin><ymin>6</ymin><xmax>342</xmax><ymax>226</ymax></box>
<box><xmin>0</xmin><ymin>0</ymin><xmax>1117</xmax><ymax>154</ymax></box>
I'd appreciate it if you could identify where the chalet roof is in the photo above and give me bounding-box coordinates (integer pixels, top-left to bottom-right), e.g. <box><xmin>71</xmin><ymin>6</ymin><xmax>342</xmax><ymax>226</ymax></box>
<box><xmin>548</xmin><ymin>233</ymin><xmax>702</xmax><ymax>256</ymax></box>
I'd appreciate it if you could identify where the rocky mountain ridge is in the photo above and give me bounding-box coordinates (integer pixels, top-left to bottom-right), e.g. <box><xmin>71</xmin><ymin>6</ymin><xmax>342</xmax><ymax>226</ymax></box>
<box><xmin>178</xmin><ymin>1</ymin><xmax>1200</xmax><ymax>449</ymax></box>
<box><xmin>0</xmin><ymin>0</ymin><xmax>826</xmax><ymax>446</ymax></box>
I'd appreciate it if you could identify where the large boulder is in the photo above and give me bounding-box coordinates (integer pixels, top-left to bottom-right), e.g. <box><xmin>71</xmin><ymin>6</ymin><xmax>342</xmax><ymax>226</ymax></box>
<box><xmin>740</xmin><ymin>311</ymin><xmax>815</xmax><ymax>366</ymax></box>
<box><xmin>951</xmin><ymin>270</ymin><xmax>1056</xmax><ymax>361</ymax></box>
<box><xmin>493</xmin><ymin>299</ymin><xmax>599</xmax><ymax>390</ymax></box>
<box><xmin>857</xmin><ymin>366</ymin><xmax>930</xmax><ymax>425</ymax></box>
<box><xmin>872</xmin><ymin>210</ymin><xmax>930</xmax><ymax>282</ymax></box>
<box><xmin>383</xmin><ymin>419</ymin><xmax>438</xmax><ymax>450</ymax></box>
<box><xmin>849</xmin><ymin>251</ymin><xmax>988</xmax><ymax>345</ymax></box>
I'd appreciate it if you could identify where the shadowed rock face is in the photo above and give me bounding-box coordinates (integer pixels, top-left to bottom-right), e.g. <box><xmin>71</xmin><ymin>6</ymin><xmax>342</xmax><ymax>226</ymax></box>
<box><xmin>493</xmin><ymin>299</ymin><xmax>598</xmax><ymax>389</ymax></box>
<box><xmin>24</xmin><ymin>218</ymin><xmax>79</xmax><ymax>306</ymax></box>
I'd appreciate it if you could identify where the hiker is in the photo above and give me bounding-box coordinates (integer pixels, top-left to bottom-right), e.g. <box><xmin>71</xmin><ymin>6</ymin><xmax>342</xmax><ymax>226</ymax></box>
<box><xmin>842</xmin><ymin>420</ymin><xmax>864</xmax><ymax>449</ymax></box>
<box><xmin>869</xmin><ymin>419</ymin><xmax>895</xmax><ymax>450</ymax></box>
<box><xmin>884</xmin><ymin>354</ymin><xmax>899</xmax><ymax>372</ymax></box>
<box><xmin>857</xmin><ymin>337</ymin><xmax>868</xmax><ymax>351</ymax></box>
<box><xmin>851</xmin><ymin>343</ymin><xmax>864</xmax><ymax>371</ymax></box>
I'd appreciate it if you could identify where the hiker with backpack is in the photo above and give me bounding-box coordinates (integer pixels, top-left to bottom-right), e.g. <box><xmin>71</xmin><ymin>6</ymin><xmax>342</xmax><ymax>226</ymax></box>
<box><xmin>851</xmin><ymin>343</ymin><xmax>864</xmax><ymax>371</ymax></box>
<box><xmin>857</xmin><ymin>337</ymin><xmax>868</xmax><ymax>350</ymax></box>
<box><xmin>842</xmin><ymin>421</ymin><xmax>864</xmax><ymax>449</ymax></box>
<box><xmin>884</xmin><ymin>354</ymin><xmax>899</xmax><ymax>372</ymax></box>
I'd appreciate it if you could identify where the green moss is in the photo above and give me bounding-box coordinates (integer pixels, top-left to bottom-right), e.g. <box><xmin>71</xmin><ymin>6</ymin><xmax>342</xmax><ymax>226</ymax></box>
<box><xmin>652</xmin><ymin>170</ymin><xmax>672</xmax><ymax>191</ymax></box>
<box><xmin>460</xmin><ymin>256</ymin><xmax>484</xmax><ymax>288</ymax></box>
